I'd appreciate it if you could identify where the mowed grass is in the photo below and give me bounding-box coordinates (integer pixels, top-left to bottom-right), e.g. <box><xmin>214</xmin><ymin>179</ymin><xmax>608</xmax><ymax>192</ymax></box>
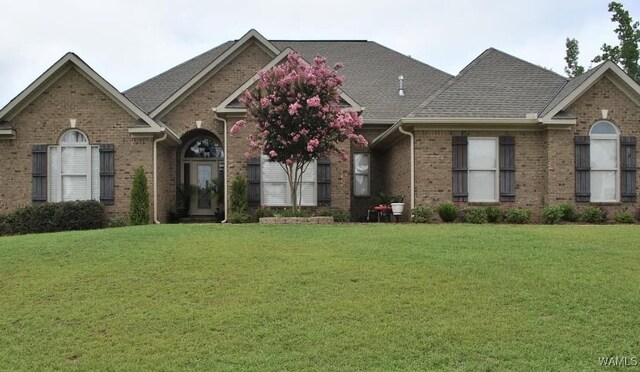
<box><xmin>0</xmin><ymin>224</ymin><xmax>639</xmax><ymax>371</ymax></box>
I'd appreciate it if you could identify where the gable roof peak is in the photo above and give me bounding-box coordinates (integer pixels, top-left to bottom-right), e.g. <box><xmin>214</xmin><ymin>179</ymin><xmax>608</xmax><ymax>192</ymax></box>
<box><xmin>541</xmin><ymin>59</ymin><xmax>640</xmax><ymax>120</ymax></box>
<box><xmin>408</xmin><ymin>46</ymin><xmax>569</xmax><ymax>119</ymax></box>
<box><xmin>482</xmin><ymin>47</ymin><xmax>568</xmax><ymax>80</ymax></box>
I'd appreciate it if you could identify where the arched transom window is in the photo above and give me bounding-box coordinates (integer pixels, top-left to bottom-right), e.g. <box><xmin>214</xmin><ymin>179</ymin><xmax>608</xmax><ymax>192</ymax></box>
<box><xmin>184</xmin><ymin>137</ymin><xmax>224</xmax><ymax>159</ymax></box>
<box><xmin>48</xmin><ymin>130</ymin><xmax>100</xmax><ymax>202</ymax></box>
<box><xmin>589</xmin><ymin>121</ymin><xmax>619</xmax><ymax>202</ymax></box>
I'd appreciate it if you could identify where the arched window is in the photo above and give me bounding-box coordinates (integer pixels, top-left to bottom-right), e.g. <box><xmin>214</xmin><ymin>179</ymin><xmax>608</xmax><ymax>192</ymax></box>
<box><xmin>183</xmin><ymin>137</ymin><xmax>224</xmax><ymax>159</ymax></box>
<box><xmin>48</xmin><ymin>130</ymin><xmax>100</xmax><ymax>202</ymax></box>
<box><xmin>590</xmin><ymin>121</ymin><xmax>619</xmax><ymax>202</ymax></box>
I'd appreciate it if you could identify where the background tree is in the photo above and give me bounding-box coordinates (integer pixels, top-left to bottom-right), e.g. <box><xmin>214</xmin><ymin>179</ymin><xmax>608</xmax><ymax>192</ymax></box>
<box><xmin>564</xmin><ymin>38</ymin><xmax>585</xmax><ymax>77</ymax></box>
<box><xmin>567</xmin><ymin>2</ymin><xmax>639</xmax><ymax>81</ymax></box>
<box><xmin>230</xmin><ymin>52</ymin><xmax>368</xmax><ymax>212</ymax></box>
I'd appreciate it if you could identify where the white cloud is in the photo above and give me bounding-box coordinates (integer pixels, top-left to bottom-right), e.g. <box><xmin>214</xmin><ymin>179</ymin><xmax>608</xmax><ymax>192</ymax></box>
<box><xmin>0</xmin><ymin>0</ymin><xmax>638</xmax><ymax>107</ymax></box>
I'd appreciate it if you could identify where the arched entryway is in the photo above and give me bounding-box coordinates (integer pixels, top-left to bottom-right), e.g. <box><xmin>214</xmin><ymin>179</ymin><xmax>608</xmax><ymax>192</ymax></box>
<box><xmin>178</xmin><ymin>130</ymin><xmax>224</xmax><ymax>218</ymax></box>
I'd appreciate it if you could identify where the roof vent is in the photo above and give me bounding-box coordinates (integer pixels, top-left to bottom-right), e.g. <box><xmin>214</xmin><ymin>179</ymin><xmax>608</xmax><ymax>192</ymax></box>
<box><xmin>398</xmin><ymin>75</ymin><xmax>405</xmax><ymax>96</ymax></box>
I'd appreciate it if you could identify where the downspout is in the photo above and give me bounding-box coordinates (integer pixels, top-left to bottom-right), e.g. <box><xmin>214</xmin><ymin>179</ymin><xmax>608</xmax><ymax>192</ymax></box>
<box><xmin>397</xmin><ymin>123</ymin><xmax>415</xmax><ymax>212</ymax></box>
<box><xmin>212</xmin><ymin>109</ymin><xmax>228</xmax><ymax>223</ymax></box>
<box><xmin>153</xmin><ymin>131</ymin><xmax>168</xmax><ymax>224</ymax></box>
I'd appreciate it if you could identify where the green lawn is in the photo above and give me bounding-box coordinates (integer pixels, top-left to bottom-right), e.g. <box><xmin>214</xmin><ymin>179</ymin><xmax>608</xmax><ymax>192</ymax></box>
<box><xmin>0</xmin><ymin>224</ymin><xmax>638</xmax><ymax>370</ymax></box>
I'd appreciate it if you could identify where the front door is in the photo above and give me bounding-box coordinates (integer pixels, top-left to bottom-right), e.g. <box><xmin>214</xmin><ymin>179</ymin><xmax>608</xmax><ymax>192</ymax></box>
<box><xmin>189</xmin><ymin>161</ymin><xmax>218</xmax><ymax>215</ymax></box>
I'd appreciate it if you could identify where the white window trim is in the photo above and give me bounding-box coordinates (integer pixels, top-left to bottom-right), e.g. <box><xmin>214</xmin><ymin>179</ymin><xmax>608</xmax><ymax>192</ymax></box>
<box><xmin>48</xmin><ymin>131</ymin><xmax>99</xmax><ymax>202</ymax></box>
<box><xmin>260</xmin><ymin>156</ymin><xmax>318</xmax><ymax>207</ymax></box>
<box><xmin>468</xmin><ymin>137</ymin><xmax>499</xmax><ymax>203</ymax></box>
<box><xmin>353</xmin><ymin>153</ymin><xmax>370</xmax><ymax>197</ymax></box>
<box><xmin>590</xmin><ymin>122</ymin><xmax>620</xmax><ymax>203</ymax></box>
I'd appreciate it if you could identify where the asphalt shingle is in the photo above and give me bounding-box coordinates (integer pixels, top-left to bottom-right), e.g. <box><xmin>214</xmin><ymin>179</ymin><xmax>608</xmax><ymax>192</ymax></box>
<box><xmin>124</xmin><ymin>41</ymin><xmax>235</xmax><ymax>113</ymax></box>
<box><xmin>409</xmin><ymin>48</ymin><xmax>568</xmax><ymax>118</ymax></box>
<box><xmin>123</xmin><ymin>39</ymin><xmax>452</xmax><ymax>121</ymax></box>
<box><xmin>539</xmin><ymin>63</ymin><xmax>604</xmax><ymax>118</ymax></box>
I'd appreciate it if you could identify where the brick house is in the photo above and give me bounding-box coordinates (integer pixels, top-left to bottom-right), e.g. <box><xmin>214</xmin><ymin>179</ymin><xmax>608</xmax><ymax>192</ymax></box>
<box><xmin>1</xmin><ymin>29</ymin><xmax>638</xmax><ymax>222</ymax></box>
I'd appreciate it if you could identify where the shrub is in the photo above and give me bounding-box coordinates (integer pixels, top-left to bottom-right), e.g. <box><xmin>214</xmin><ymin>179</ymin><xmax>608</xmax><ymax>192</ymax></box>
<box><xmin>504</xmin><ymin>208</ymin><xmax>532</xmax><ymax>224</ymax></box>
<box><xmin>485</xmin><ymin>206</ymin><xmax>502</xmax><ymax>223</ymax></box>
<box><xmin>129</xmin><ymin>166</ymin><xmax>149</xmax><ymax>225</ymax></box>
<box><xmin>464</xmin><ymin>207</ymin><xmax>488</xmax><ymax>224</ymax></box>
<box><xmin>315</xmin><ymin>207</ymin><xmax>334</xmax><ymax>217</ymax></box>
<box><xmin>579</xmin><ymin>206</ymin><xmax>606</xmax><ymax>224</ymax></box>
<box><xmin>331</xmin><ymin>210</ymin><xmax>350</xmax><ymax>222</ymax></box>
<box><xmin>557</xmin><ymin>204</ymin><xmax>577</xmax><ymax>222</ymax></box>
<box><xmin>437</xmin><ymin>202</ymin><xmax>460</xmax><ymax>223</ymax></box>
<box><xmin>108</xmin><ymin>215</ymin><xmax>128</xmax><ymax>228</ymax></box>
<box><xmin>0</xmin><ymin>214</ymin><xmax>9</xmax><ymax>236</ymax></box>
<box><xmin>228</xmin><ymin>211</ymin><xmax>251</xmax><ymax>224</ymax></box>
<box><xmin>0</xmin><ymin>201</ymin><xmax>104</xmax><ymax>236</ymax></box>
<box><xmin>280</xmin><ymin>209</ymin><xmax>311</xmax><ymax>218</ymax></box>
<box><xmin>315</xmin><ymin>207</ymin><xmax>349</xmax><ymax>222</ymax></box>
<box><xmin>412</xmin><ymin>206</ymin><xmax>434</xmax><ymax>223</ymax></box>
<box><xmin>256</xmin><ymin>207</ymin><xmax>275</xmax><ymax>219</ymax></box>
<box><xmin>229</xmin><ymin>176</ymin><xmax>250</xmax><ymax>223</ymax></box>
<box><xmin>614</xmin><ymin>211</ymin><xmax>635</xmax><ymax>224</ymax></box>
<box><xmin>542</xmin><ymin>205</ymin><xmax>564</xmax><ymax>225</ymax></box>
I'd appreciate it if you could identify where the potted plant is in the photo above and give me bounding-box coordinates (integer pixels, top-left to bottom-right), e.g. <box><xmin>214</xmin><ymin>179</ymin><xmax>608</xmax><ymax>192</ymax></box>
<box><xmin>390</xmin><ymin>195</ymin><xmax>405</xmax><ymax>216</ymax></box>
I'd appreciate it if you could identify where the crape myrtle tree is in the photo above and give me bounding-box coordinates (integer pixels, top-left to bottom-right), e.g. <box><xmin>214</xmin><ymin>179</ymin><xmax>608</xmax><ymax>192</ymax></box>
<box><xmin>230</xmin><ymin>52</ymin><xmax>368</xmax><ymax>212</ymax></box>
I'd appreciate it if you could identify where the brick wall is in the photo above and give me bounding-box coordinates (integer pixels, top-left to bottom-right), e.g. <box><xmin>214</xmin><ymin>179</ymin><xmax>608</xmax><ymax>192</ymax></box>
<box><xmin>563</xmin><ymin>73</ymin><xmax>640</xmax><ymax>217</ymax></box>
<box><xmin>412</xmin><ymin>129</ymin><xmax>547</xmax><ymax>220</ymax></box>
<box><xmin>156</xmin><ymin>142</ymin><xmax>176</xmax><ymax>222</ymax></box>
<box><xmin>0</xmin><ymin>67</ymin><xmax>154</xmax><ymax>221</ymax></box>
<box><xmin>381</xmin><ymin>135</ymin><xmax>411</xmax><ymax>220</ymax></box>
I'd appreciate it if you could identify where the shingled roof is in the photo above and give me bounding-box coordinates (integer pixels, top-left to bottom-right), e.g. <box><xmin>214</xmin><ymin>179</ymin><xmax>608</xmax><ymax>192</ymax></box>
<box><xmin>539</xmin><ymin>62</ymin><xmax>605</xmax><ymax>118</ymax></box>
<box><xmin>124</xmin><ymin>41</ymin><xmax>235</xmax><ymax>114</ymax></box>
<box><xmin>408</xmin><ymin>48</ymin><xmax>569</xmax><ymax>118</ymax></box>
<box><xmin>123</xmin><ymin>38</ymin><xmax>452</xmax><ymax>121</ymax></box>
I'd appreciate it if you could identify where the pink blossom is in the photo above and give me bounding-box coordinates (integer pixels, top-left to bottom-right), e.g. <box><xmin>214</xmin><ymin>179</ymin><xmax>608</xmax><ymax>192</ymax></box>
<box><xmin>306</xmin><ymin>96</ymin><xmax>321</xmax><ymax>108</ymax></box>
<box><xmin>308</xmin><ymin>138</ymin><xmax>320</xmax><ymax>148</ymax></box>
<box><xmin>229</xmin><ymin>119</ymin><xmax>247</xmax><ymax>135</ymax></box>
<box><xmin>288</xmin><ymin>102</ymin><xmax>301</xmax><ymax>115</ymax></box>
<box><xmin>260</xmin><ymin>97</ymin><xmax>271</xmax><ymax>107</ymax></box>
<box><xmin>269</xmin><ymin>150</ymin><xmax>278</xmax><ymax>158</ymax></box>
<box><xmin>306</xmin><ymin>145</ymin><xmax>314</xmax><ymax>153</ymax></box>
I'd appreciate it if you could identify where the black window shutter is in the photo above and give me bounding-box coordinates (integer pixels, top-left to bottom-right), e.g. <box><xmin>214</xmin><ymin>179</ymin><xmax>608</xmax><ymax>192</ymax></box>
<box><xmin>317</xmin><ymin>157</ymin><xmax>331</xmax><ymax>206</ymax></box>
<box><xmin>99</xmin><ymin>144</ymin><xmax>115</xmax><ymax>205</ymax></box>
<box><xmin>32</xmin><ymin>145</ymin><xmax>47</xmax><ymax>202</ymax></box>
<box><xmin>620</xmin><ymin>136</ymin><xmax>637</xmax><ymax>202</ymax></box>
<box><xmin>499</xmin><ymin>136</ymin><xmax>516</xmax><ymax>202</ymax></box>
<box><xmin>452</xmin><ymin>136</ymin><xmax>468</xmax><ymax>202</ymax></box>
<box><xmin>575</xmin><ymin>136</ymin><xmax>591</xmax><ymax>202</ymax></box>
<box><xmin>247</xmin><ymin>157</ymin><xmax>261</xmax><ymax>207</ymax></box>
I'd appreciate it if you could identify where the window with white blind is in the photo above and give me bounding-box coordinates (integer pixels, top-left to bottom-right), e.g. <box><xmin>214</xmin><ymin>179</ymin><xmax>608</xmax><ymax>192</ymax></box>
<box><xmin>468</xmin><ymin>138</ymin><xmax>498</xmax><ymax>202</ymax></box>
<box><xmin>590</xmin><ymin>121</ymin><xmax>619</xmax><ymax>202</ymax></box>
<box><xmin>48</xmin><ymin>130</ymin><xmax>100</xmax><ymax>202</ymax></box>
<box><xmin>353</xmin><ymin>153</ymin><xmax>370</xmax><ymax>196</ymax></box>
<box><xmin>261</xmin><ymin>155</ymin><xmax>317</xmax><ymax>206</ymax></box>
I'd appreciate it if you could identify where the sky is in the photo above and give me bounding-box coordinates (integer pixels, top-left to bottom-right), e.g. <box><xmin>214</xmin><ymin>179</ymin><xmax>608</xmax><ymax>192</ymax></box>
<box><xmin>1</xmin><ymin>0</ymin><xmax>639</xmax><ymax>108</ymax></box>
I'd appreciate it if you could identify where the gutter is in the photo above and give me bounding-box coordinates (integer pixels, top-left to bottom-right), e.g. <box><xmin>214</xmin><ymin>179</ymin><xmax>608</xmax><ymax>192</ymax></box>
<box><xmin>212</xmin><ymin>108</ymin><xmax>228</xmax><ymax>224</ymax></box>
<box><xmin>397</xmin><ymin>124</ymin><xmax>415</xmax><ymax>213</ymax></box>
<box><xmin>153</xmin><ymin>131</ymin><xmax>168</xmax><ymax>224</ymax></box>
